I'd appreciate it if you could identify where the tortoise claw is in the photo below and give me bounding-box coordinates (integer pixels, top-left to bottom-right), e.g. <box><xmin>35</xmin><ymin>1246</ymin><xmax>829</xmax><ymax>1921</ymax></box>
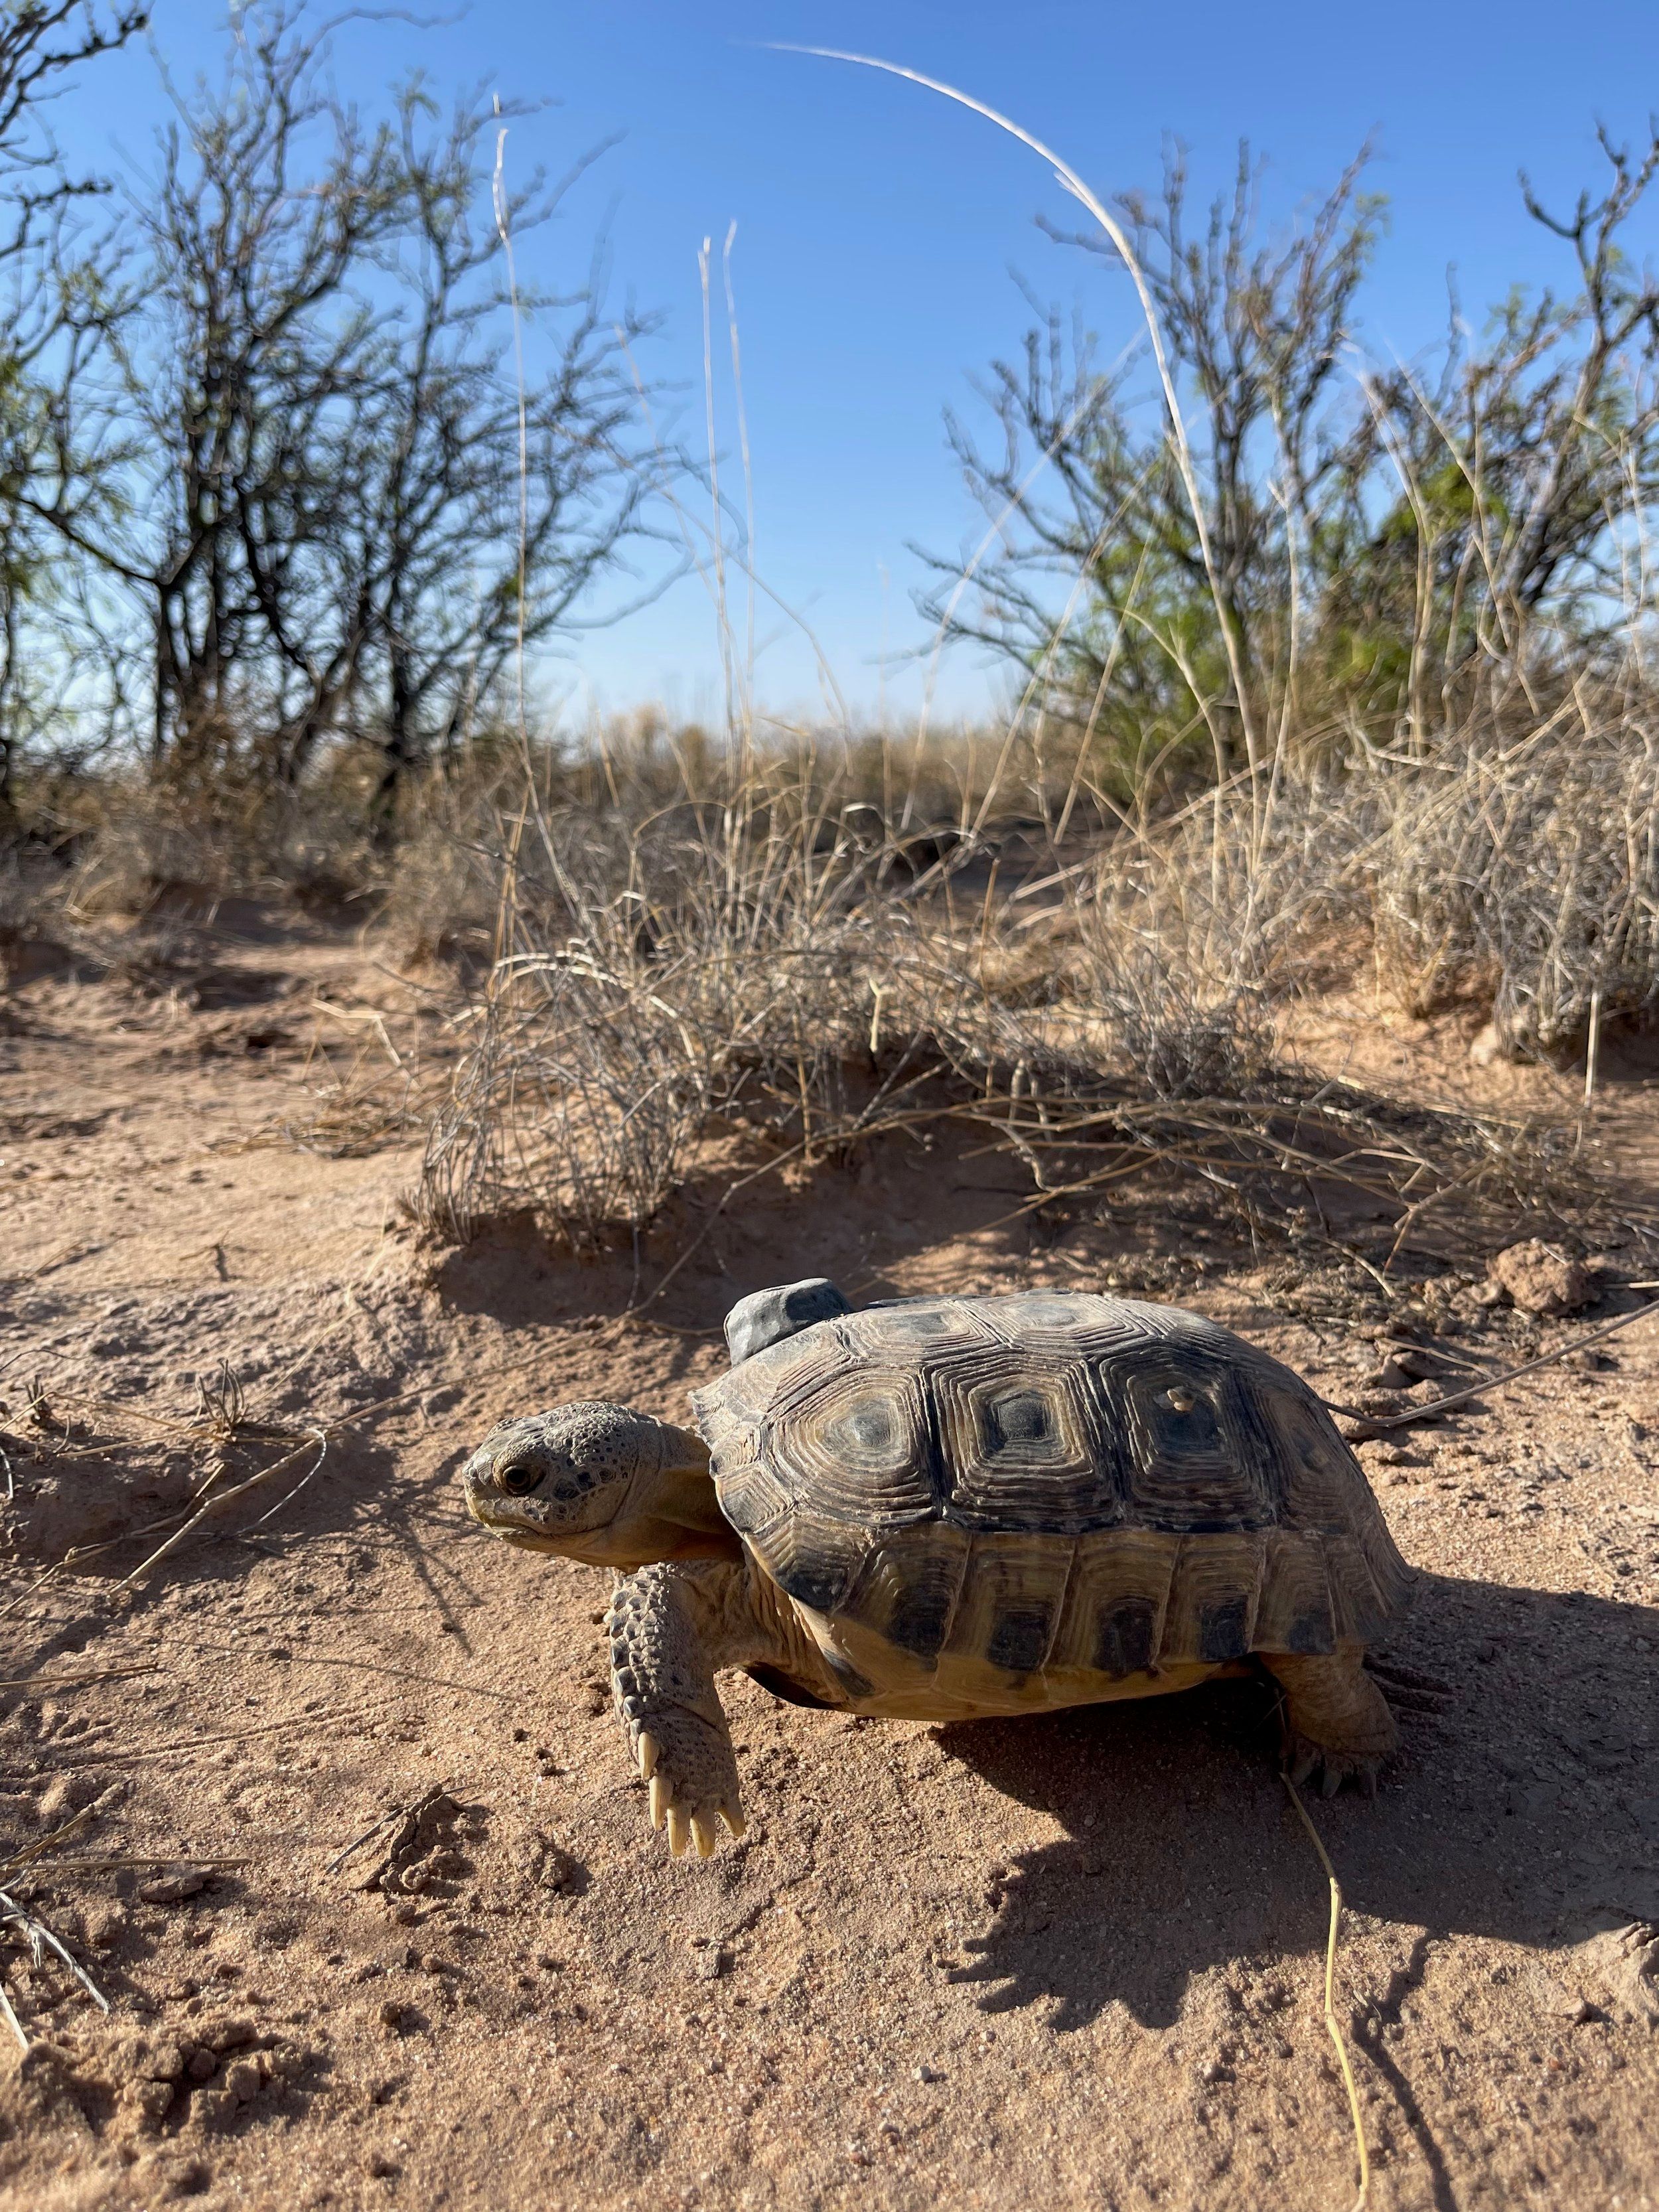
<box><xmin>1288</xmin><ymin>1734</ymin><xmax>1384</xmax><ymax>1799</ymax></box>
<box><xmin>609</xmin><ymin>1568</ymin><xmax>746</xmax><ymax>1862</ymax></box>
<box><xmin>1366</xmin><ymin>1657</ymin><xmax>1454</xmax><ymax>1709</ymax></box>
<box><xmin>1377</xmin><ymin>1686</ymin><xmax>1447</xmax><ymax>1714</ymax></box>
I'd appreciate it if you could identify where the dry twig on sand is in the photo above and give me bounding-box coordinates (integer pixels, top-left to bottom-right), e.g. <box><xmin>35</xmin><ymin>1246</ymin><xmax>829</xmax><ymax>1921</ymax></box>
<box><xmin>1328</xmin><ymin>1293</ymin><xmax>1659</xmax><ymax>1434</ymax></box>
<box><xmin>0</xmin><ymin>1883</ymin><xmax>112</xmax><ymax>2037</ymax></box>
<box><xmin>1282</xmin><ymin>1774</ymin><xmax>1371</xmax><ymax>2212</ymax></box>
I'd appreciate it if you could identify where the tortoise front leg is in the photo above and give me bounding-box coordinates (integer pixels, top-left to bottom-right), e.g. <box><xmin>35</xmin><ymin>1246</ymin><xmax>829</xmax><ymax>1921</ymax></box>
<box><xmin>607</xmin><ymin>1561</ymin><xmax>751</xmax><ymax>1858</ymax></box>
<box><xmin>1260</xmin><ymin>1647</ymin><xmax>1400</xmax><ymax>1797</ymax></box>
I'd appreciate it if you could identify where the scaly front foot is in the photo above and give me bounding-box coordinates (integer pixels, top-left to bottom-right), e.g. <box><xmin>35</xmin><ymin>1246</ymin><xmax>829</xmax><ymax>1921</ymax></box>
<box><xmin>608</xmin><ymin>1564</ymin><xmax>747</xmax><ymax>1858</ymax></box>
<box><xmin>628</xmin><ymin>1707</ymin><xmax>746</xmax><ymax>1858</ymax></box>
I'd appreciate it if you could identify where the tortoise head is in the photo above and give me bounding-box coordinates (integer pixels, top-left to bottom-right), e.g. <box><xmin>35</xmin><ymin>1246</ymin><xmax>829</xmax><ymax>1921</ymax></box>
<box><xmin>459</xmin><ymin>1402</ymin><xmax>735</xmax><ymax>1568</ymax></box>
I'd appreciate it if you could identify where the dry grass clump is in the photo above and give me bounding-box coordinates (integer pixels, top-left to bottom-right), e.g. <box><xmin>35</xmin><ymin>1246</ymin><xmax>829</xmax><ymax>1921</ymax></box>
<box><xmin>414</xmin><ymin>738</ymin><xmax>1593</xmax><ymax>1278</ymax></box>
<box><xmin>0</xmin><ymin>1364</ymin><xmax>326</xmax><ymax>1578</ymax></box>
<box><xmin>15</xmin><ymin>717</ymin><xmax>1003</xmax><ymax>961</ymax></box>
<box><xmin>417</xmin><ymin>774</ymin><xmax>940</xmax><ymax>1244</ymax></box>
<box><xmin>1360</xmin><ymin>703</ymin><xmax>1659</xmax><ymax>1053</ymax></box>
<box><xmin>1074</xmin><ymin>657</ymin><xmax>1659</xmax><ymax>1071</ymax></box>
<box><xmin>15</xmin><ymin>749</ymin><xmax>524</xmax><ymax>936</ymax></box>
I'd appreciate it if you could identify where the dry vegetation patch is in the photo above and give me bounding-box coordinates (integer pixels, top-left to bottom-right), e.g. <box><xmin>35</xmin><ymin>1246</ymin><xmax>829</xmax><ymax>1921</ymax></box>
<box><xmin>405</xmin><ymin>746</ymin><xmax>1638</xmax><ymax>1319</ymax></box>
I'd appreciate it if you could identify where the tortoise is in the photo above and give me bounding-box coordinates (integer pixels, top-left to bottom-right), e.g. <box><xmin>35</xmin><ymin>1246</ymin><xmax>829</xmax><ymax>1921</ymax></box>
<box><xmin>459</xmin><ymin>1279</ymin><xmax>1415</xmax><ymax>1858</ymax></box>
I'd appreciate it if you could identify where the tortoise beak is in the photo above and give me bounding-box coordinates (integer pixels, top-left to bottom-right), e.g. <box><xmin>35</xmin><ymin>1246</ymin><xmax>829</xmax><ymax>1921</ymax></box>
<box><xmin>461</xmin><ymin>1471</ymin><xmax>550</xmax><ymax>1548</ymax></box>
<box><xmin>470</xmin><ymin>1511</ymin><xmax>562</xmax><ymax>1552</ymax></box>
<box><xmin>460</xmin><ymin>1458</ymin><xmax>537</xmax><ymax>1543</ymax></box>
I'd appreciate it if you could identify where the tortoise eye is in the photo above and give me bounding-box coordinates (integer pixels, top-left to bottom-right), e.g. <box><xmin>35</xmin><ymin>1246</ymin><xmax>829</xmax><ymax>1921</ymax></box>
<box><xmin>497</xmin><ymin>1461</ymin><xmax>544</xmax><ymax>1497</ymax></box>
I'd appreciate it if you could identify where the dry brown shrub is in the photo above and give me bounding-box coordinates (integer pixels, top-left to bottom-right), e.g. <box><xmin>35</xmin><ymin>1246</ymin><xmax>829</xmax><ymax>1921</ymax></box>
<box><xmin>1360</xmin><ymin>706</ymin><xmax>1659</xmax><ymax>1052</ymax></box>
<box><xmin>411</xmin><ymin>737</ymin><xmax>1595</xmax><ymax>1276</ymax></box>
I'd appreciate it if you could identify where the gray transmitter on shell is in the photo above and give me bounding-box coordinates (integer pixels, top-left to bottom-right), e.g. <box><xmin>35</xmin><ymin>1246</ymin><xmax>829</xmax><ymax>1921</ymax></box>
<box><xmin>458</xmin><ymin>1280</ymin><xmax>1414</xmax><ymax>1860</ymax></box>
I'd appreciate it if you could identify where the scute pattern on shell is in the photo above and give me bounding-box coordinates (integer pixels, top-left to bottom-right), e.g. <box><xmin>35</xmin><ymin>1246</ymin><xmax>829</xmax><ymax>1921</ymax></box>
<box><xmin>689</xmin><ymin>1291</ymin><xmax>1412</xmax><ymax>1678</ymax></box>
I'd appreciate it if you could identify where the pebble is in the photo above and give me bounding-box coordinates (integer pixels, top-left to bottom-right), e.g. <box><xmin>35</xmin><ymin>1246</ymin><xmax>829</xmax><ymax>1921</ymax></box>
<box><xmin>1488</xmin><ymin>1241</ymin><xmax>1592</xmax><ymax>1318</ymax></box>
<box><xmin>689</xmin><ymin>1941</ymin><xmax>729</xmax><ymax>1982</ymax></box>
<box><xmin>88</xmin><ymin>1906</ymin><xmax>129</xmax><ymax>1949</ymax></box>
<box><xmin>221</xmin><ymin>2057</ymin><xmax>261</xmax><ymax>2102</ymax></box>
<box><xmin>1369</xmin><ymin>1357</ymin><xmax>1415</xmax><ymax>1392</ymax></box>
<box><xmin>1537</xmin><ymin>1978</ymin><xmax>1597</xmax><ymax>2024</ymax></box>
<box><xmin>139</xmin><ymin>1870</ymin><xmax>209</xmax><ymax>1906</ymax></box>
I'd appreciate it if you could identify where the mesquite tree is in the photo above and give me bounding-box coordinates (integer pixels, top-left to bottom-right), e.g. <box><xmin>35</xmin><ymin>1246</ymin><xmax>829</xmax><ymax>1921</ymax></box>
<box><xmin>922</xmin><ymin>144</ymin><xmax>1380</xmax><ymax>786</ymax></box>
<box><xmin>23</xmin><ymin>1</ymin><xmax>665</xmax><ymax>798</ymax></box>
<box><xmin>0</xmin><ymin>0</ymin><xmax>147</xmax><ymax>824</ymax></box>
<box><xmin>931</xmin><ymin>127</ymin><xmax>1659</xmax><ymax>788</ymax></box>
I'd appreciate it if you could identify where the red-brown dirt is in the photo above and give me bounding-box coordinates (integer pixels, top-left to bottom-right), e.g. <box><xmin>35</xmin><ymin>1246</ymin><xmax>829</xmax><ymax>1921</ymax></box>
<box><xmin>0</xmin><ymin>910</ymin><xmax>1654</xmax><ymax>2211</ymax></box>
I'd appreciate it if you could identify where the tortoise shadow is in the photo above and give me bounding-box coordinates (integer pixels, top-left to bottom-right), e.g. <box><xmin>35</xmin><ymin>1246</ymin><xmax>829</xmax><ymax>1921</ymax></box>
<box><xmin>934</xmin><ymin>1572</ymin><xmax>1659</xmax><ymax>2032</ymax></box>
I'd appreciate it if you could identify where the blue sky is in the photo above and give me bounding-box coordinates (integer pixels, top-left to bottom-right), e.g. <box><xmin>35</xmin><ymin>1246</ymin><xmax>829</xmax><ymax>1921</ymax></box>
<box><xmin>56</xmin><ymin>1</ymin><xmax>1659</xmax><ymax>725</ymax></box>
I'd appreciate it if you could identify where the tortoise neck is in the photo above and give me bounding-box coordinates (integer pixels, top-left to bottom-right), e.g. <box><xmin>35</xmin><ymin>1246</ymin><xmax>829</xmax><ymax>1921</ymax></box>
<box><xmin>622</xmin><ymin>1422</ymin><xmax>740</xmax><ymax>1564</ymax></box>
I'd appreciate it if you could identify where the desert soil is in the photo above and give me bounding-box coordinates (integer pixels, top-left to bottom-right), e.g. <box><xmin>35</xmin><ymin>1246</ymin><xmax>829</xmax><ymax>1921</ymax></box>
<box><xmin>0</xmin><ymin>905</ymin><xmax>1655</xmax><ymax>2212</ymax></box>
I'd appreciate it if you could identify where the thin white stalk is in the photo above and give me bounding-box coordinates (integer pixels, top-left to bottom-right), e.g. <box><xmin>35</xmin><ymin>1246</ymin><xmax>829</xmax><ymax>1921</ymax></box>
<box><xmin>772</xmin><ymin>45</ymin><xmax>1263</xmax><ymax>782</ymax></box>
<box><xmin>699</xmin><ymin>236</ymin><xmax>737</xmax><ymax>749</ymax></box>
<box><xmin>490</xmin><ymin>106</ymin><xmax>530</xmax><ymax>756</ymax></box>
<box><xmin>616</xmin><ymin>331</ymin><xmax>853</xmax><ymax>734</ymax></box>
<box><xmin>723</xmin><ymin>222</ymin><xmax>758</xmax><ymax>768</ymax></box>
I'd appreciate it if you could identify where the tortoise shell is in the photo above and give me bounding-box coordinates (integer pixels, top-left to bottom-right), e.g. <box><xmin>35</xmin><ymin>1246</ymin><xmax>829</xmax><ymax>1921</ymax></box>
<box><xmin>689</xmin><ymin>1292</ymin><xmax>1412</xmax><ymax>1698</ymax></box>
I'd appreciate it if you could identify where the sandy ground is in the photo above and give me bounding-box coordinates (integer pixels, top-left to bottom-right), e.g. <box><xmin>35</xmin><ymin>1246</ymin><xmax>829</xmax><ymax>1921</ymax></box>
<box><xmin>0</xmin><ymin>907</ymin><xmax>1655</xmax><ymax>2212</ymax></box>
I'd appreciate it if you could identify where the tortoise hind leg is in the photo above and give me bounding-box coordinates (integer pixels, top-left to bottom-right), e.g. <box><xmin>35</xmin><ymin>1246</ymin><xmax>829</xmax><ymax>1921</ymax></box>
<box><xmin>1260</xmin><ymin>1648</ymin><xmax>1399</xmax><ymax>1797</ymax></box>
<box><xmin>609</xmin><ymin>1561</ymin><xmax>751</xmax><ymax>1858</ymax></box>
